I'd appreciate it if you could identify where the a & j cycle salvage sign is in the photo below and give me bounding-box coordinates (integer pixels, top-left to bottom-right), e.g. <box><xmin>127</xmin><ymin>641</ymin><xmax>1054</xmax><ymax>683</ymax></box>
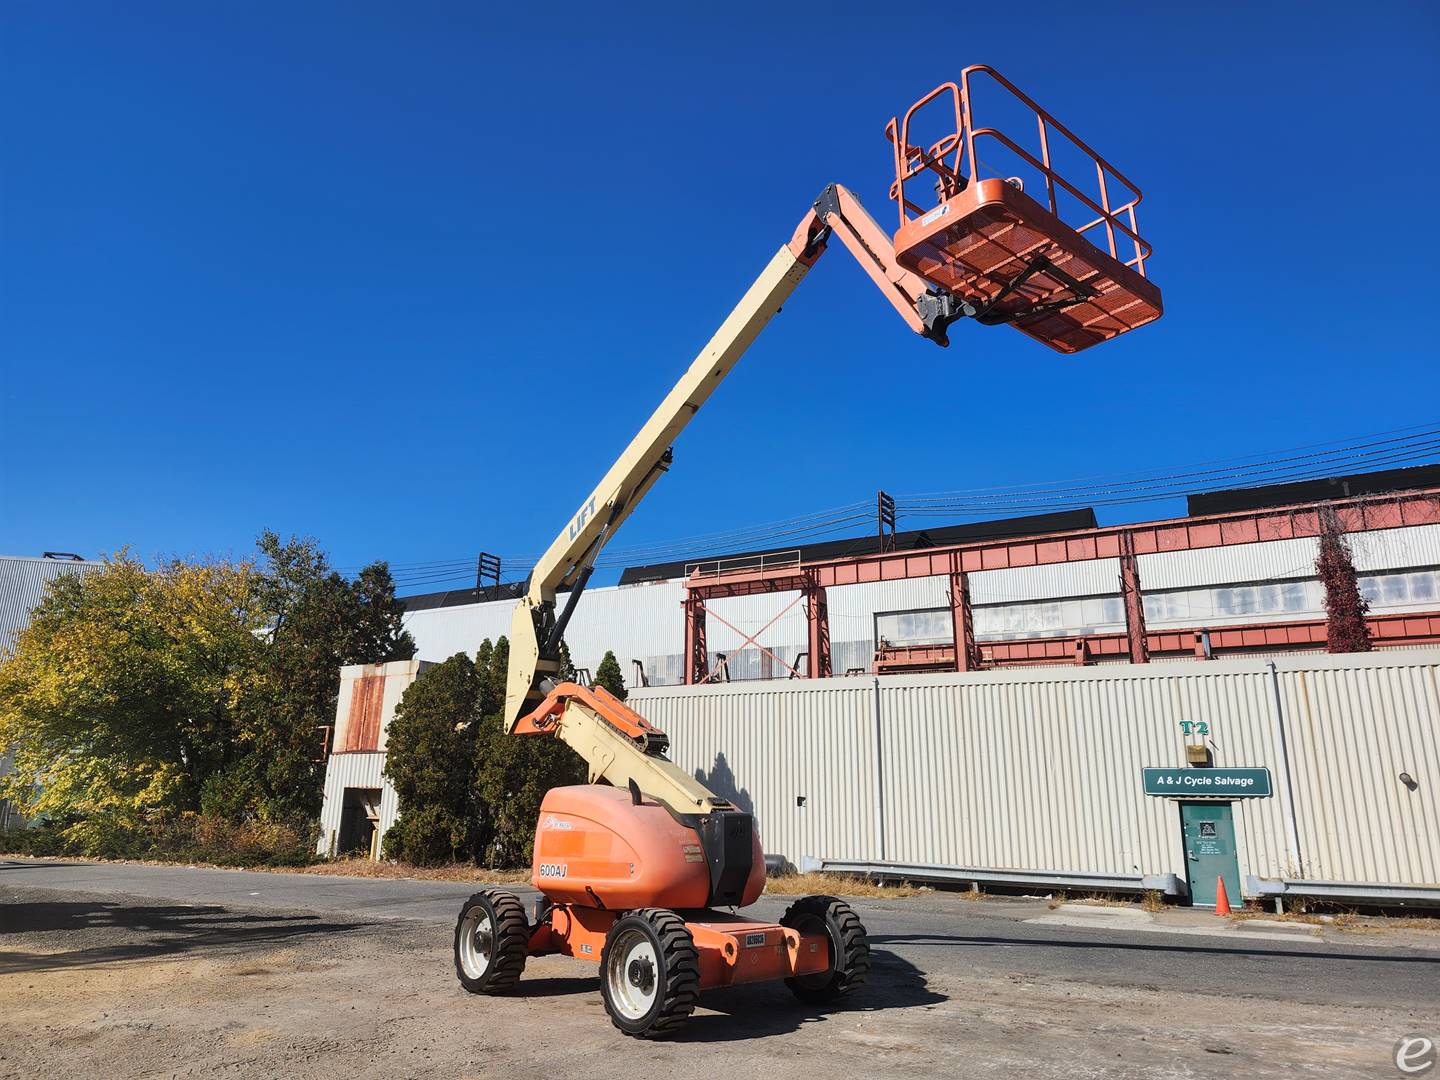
<box><xmin>1141</xmin><ymin>767</ymin><xmax>1272</xmax><ymax>798</ymax></box>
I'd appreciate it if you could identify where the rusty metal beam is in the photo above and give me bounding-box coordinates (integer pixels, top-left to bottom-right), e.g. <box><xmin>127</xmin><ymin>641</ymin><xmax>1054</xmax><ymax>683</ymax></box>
<box><xmin>685</xmin><ymin>488</ymin><xmax>1440</xmax><ymax>601</ymax></box>
<box><xmin>683</xmin><ymin>594</ymin><xmax>707</xmax><ymax>686</ymax></box>
<box><xmin>949</xmin><ymin>571</ymin><xmax>977</xmax><ymax>672</ymax></box>
<box><xmin>1118</xmin><ymin>530</ymin><xmax>1148</xmax><ymax>664</ymax></box>
<box><xmin>873</xmin><ymin>609</ymin><xmax>1440</xmax><ymax>673</ymax></box>
<box><xmin>805</xmin><ymin>584</ymin><xmax>832</xmax><ymax>678</ymax></box>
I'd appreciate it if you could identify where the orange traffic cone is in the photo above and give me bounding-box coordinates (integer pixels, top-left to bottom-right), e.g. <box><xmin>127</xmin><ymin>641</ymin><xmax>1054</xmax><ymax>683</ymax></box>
<box><xmin>1214</xmin><ymin>875</ymin><xmax>1232</xmax><ymax>916</ymax></box>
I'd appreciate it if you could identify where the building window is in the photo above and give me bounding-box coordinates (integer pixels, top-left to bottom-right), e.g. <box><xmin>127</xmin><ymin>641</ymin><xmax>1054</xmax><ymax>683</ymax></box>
<box><xmin>1412</xmin><ymin>571</ymin><xmax>1437</xmax><ymax>602</ymax></box>
<box><xmin>874</xmin><ymin>609</ymin><xmax>954</xmax><ymax>647</ymax></box>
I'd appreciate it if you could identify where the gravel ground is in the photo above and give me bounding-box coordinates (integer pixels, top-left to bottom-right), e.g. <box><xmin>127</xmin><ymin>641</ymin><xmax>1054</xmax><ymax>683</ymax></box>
<box><xmin>2</xmin><ymin>881</ymin><xmax>1437</xmax><ymax>1079</ymax></box>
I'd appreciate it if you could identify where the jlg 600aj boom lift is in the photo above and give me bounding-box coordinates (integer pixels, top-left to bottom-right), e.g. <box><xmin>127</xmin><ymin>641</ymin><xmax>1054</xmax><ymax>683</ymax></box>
<box><xmin>452</xmin><ymin>66</ymin><xmax>1161</xmax><ymax>1037</ymax></box>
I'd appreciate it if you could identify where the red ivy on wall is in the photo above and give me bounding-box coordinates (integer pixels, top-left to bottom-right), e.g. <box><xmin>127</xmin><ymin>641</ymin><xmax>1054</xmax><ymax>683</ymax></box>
<box><xmin>1315</xmin><ymin>504</ymin><xmax>1373</xmax><ymax>653</ymax></box>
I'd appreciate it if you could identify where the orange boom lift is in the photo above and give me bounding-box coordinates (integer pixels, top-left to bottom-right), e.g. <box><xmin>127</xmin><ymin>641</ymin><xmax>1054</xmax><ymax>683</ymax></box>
<box><xmin>452</xmin><ymin>66</ymin><xmax>1161</xmax><ymax>1037</ymax></box>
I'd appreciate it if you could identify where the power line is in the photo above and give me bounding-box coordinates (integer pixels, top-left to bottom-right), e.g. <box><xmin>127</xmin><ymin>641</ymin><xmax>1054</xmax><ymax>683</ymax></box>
<box><xmin>897</xmin><ymin>441</ymin><xmax>1440</xmax><ymax>515</ymax></box>
<box><xmin>336</xmin><ymin>420</ymin><xmax>1440</xmax><ymax>588</ymax></box>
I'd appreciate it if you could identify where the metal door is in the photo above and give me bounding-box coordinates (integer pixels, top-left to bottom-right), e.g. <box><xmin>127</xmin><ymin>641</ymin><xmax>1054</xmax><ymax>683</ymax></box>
<box><xmin>1179</xmin><ymin>801</ymin><xmax>1241</xmax><ymax>908</ymax></box>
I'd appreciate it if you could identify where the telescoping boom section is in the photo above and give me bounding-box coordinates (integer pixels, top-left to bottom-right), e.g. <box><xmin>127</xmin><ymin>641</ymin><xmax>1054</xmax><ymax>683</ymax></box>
<box><xmin>451</xmin><ymin>66</ymin><xmax>1162</xmax><ymax>1038</ymax></box>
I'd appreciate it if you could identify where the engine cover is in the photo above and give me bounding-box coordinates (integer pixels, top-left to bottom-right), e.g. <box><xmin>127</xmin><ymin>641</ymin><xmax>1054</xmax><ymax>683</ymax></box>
<box><xmin>531</xmin><ymin>785</ymin><xmax>764</xmax><ymax>910</ymax></box>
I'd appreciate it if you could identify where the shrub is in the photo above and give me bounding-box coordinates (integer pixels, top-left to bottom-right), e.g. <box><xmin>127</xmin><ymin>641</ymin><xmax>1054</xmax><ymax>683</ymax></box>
<box><xmin>0</xmin><ymin>811</ymin><xmax>315</xmax><ymax>867</ymax></box>
<box><xmin>593</xmin><ymin>650</ymin><xmax>627</xmax><ymax>700</ymax></box>
<box><xmin>382</xmin><ymin>652</ymin><xmax>484</xmax><ymax>865</ymax></box>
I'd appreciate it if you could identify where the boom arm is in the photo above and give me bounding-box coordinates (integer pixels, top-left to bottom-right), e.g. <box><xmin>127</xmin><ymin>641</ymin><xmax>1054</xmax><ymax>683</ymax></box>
<box><xmin>504</xmin><ymin>184</ymin><xmax>960</xmax><ymax>735</ymax></box>
<box><xmin>500</xmin><ymin>185</ymin><xmax>971</xmax><ymax>818</ymax></box>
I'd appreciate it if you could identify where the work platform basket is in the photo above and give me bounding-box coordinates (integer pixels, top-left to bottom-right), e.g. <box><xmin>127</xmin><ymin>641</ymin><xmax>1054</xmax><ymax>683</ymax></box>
<box><xmin>887</xmin><ymin>66</ymin><xmax>1161</xmax><ymax>354</ymax></box>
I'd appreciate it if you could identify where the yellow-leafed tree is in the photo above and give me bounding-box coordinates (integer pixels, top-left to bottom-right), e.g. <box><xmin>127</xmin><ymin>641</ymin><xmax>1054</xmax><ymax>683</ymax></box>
<box><xmin>0</xmin><ymin>553</ymin><xmax>268</xmax><ymax>851</ymax></box>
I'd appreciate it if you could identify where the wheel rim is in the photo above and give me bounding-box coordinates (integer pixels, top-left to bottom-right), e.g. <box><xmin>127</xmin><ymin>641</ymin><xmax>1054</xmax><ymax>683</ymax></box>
<box><xmin>607</xmin><ymin>929</ymin><xmax>659</xmax><ymax>1020</ymax></box>
<box><xmin>459</xmin><ymin>908</ymin><xmax>494</xmax><ymax>979</ymax></box>
<box><xmin>789</xmin><ymin>912</ymin><xmax>836</xmax><ymax>989</ymax></box>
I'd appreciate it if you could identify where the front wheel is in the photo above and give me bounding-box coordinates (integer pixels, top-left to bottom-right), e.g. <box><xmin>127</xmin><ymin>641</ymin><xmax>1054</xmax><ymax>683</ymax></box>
<box><xmin>453</xmin><ymin>889</ymin><xmax>529</xmax><ymax>994</ymax></box>
<box><xmin>780</xmin><ymin>895</ymin><xmax>869</xmax><ymax>1003</ymax></box>
<box><xmin>600</xmin><ymin>909</ymin><xmax>700</xmax><ymax>1037</ymax></box>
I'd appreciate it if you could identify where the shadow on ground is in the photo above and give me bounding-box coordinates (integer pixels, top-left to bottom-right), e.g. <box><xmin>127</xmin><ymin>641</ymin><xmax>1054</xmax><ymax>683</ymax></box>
<box><xmin>0</xmin><ymin>897</ymin><xmax>364</xmax><ymax>974</ymax></box>
<box><xmin>871</xmin><ymin>932</ymin><xmax>1440</xmax><ymax>966</ymax></box>
<box><xmin>673</xmin><ymin>948</ymin><xmax>944</xmax><ymax>1042</ymax></box>
<box><xmin>507</xmin><ymin>948</ymin><xmax>945</xmax><ymax>1042</ymax></box>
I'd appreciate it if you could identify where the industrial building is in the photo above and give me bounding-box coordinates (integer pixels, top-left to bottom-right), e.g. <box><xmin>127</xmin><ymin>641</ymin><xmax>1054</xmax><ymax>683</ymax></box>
<box><xmin>399</xmin><ymin>467</ymin><xmax>1440</xmax><ymax>685</ymax></box>
<box><xmin>316</xmin><ymin>659</ymin><xmax>432</xmax><ymax>858</ymax></box>
<box><xmin>316</xmin><ymin>467</ymin><xmax>1440</xmax><ymax>905</ymax></box>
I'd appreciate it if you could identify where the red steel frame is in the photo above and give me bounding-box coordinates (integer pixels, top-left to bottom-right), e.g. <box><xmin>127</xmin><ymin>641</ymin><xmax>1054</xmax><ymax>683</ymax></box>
<box><xmin>682</xmin><ymin>488</ymin><xmax>1440</xmax><ymax>683</ymax></box>
<box><xmin>683</xmin><ymin>573</ymin><xmax>834</xmax><ymax>683</ymax></box>
<box><xmin>876</xmin><ymin>611</ymin><xmax>1440</xmax><ymax>673</ymax></box>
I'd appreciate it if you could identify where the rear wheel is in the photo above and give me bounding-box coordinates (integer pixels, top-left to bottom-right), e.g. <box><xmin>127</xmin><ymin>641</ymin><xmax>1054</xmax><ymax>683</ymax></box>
<box><xmin>453</xmin><ymin>889</ymin><xmax>529</xmax><ymax>994</ymax></box>
<box><xmin>600</xmin><ymin>909</ymin><xmax>700</xmax><ymax>1037</ymax></box>
<box><xmin>780</xmin><ymin>895</ymin><xmax>869</xmax><ymax>1003</ymax></box>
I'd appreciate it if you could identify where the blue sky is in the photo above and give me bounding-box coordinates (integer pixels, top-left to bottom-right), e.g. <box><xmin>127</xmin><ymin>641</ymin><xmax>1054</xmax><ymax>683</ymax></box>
<box><xmin>3</xmin><ymin>3</ymin><xmax>1437</xmax><ymax>590</ymax></box>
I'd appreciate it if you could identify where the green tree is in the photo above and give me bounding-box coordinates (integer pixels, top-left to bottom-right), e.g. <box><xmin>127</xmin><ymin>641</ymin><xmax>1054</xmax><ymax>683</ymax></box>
<box><xmin>556</xmin><ymin>639</ymin><xmax>577</xmax><ymax>682</ymax></box>
<box><xmin>233</xmin><ymin>532</ymin><xmax>416</xmax><ymax>825</ymax></box>
<box><xmin>471</xmin><ymin>637</ymin><xmax>586</xmax><ymax>866</ymax></box>
<box><xmin>0</xmin><ymin>554</ymin><xmax>267</xmax><ymax>852</ymax></box>
<box><xmin>380</xmin><ymin>637</ymin><xmax>584</xmax><ymax>868</ymax></box>
<box><xmin>0</xmin><ymin>535</ymin><xmax>420</xmax><ymax>855</ymax></box>
<box><xmin>593</xmin><ymin>650</ymin><xmax>627</xmax><ymax>700</ymax></box>
<box><xmin>382</xmin><ymin>653</ymin><xmax>482</xmax><ymax>864</ymax></box>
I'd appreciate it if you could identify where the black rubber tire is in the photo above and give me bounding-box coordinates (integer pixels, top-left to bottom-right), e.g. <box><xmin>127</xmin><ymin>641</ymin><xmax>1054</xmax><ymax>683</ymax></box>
<box><xmin>453</xmin><ymin>889</ymin><xmax>529</xmax><ymax>994</ymax></box>
<box><xmin>780</xmin><ymin>894</ymin><xmax>870</xmax><ymax>1004</ymax></box>
<box><xmin>600</xmin><ymin>909</ymin><xmax>701</xmax><ymax>1038</ymax></box>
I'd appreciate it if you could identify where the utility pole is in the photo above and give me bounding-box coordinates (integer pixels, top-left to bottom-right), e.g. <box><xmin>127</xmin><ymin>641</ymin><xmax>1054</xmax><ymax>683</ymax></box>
<box><xmin>475</xmin><ymin>552</ymin><xmax>501</xmax><ymax>593</ymax></box>
<box><xmin>877</xmin><ymin>490</ymin><xmax>897</xmax><ymax>553</ymax></box>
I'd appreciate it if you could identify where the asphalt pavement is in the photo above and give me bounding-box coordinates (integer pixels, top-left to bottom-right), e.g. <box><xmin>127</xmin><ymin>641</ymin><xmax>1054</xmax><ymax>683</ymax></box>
<box><xmin>5</xmin><ymin>856</ymin><xmax>1438</xmax><ymax>1010</ymax></box>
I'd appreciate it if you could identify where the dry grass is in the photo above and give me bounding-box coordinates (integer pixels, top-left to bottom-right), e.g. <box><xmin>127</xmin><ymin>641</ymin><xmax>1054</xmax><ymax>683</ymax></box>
<box><xmin>1229</xmin><ymin>907</ymin><xmax>1440</xmax><ymax>933</ymax></box>
<box><xmin>1063</xmin><ymin>892</ymin><xmax>1137</xmax><ymax>908</ymax></box>
<box><xmin>1368</xmin><ymin>915</ymin><xmax>1440</xmax><ymax>931</ymax></box>
<box><xmin>763</xmin><ymin>872</ymin><xmax>923</xmax><ymax>898</ymax></box>
<box><xmin>303</xmin><ymin>865</ymin><xmax>929</xmax><ymax>898</ymax></box>
<box><xmin>1051</xmin><ymin>891</ymin><xmax>1168</xmax><ymax>912</ymax></box>
<box><xmin>3</xmin><ymin>852</ymin><xmax>533</xmax><ymax>884</ymax></box>
<box><xmin>283</xmin><ymin>858</ymin><xmax>532</xmax><ymax>884</ymax></box>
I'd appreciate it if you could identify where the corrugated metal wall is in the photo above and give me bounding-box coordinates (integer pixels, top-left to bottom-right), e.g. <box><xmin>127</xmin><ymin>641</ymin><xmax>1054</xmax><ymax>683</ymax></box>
<box><xmin>333</xmin><ymin>660</ymin><xmax>432</xmax><ymax>753</ymax></box>
<box><xmin>0</xmin><ymin>556</ymin><xmax>103</xmax><ymax>653</ymax></box>
<box><xmin>1278</xmin><ymin>658</ymin><xmax>1440</xmax><ymax>883</ymax></box>
<box><xmin>638</xmin><ymin>679</ymin><xmax>882</xmax><ymax>865</ymax></box>
<box><xmin>315</xmin><ymin>752</ymin><xmax>398</xmax><ymax>856</ymax></box>
<box><xmin>1138</xmin><ymin>525</ymin><xmax>1440</xmax><ymax>590</ymax></box>
<box><xmin>631</xmin><ymin>650</ymin><xmax>1440</xmax><ymax>891</ymax></box>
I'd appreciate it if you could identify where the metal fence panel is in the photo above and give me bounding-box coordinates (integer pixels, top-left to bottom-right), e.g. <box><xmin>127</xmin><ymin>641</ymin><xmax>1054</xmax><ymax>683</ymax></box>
<box><xmin>634</xmin><ymin>679</ymin><xmax>878</xmax><ymax>866</ymax></box>
<box><xmin>1277</xmin><ymin>657</ymin><xmax>1440</xmax><ymax>884</ymax></box>
<box><xmin>632</xmin><ymin>651</ymin><xmax>1440</xmax><ymax>888</ymax></box>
